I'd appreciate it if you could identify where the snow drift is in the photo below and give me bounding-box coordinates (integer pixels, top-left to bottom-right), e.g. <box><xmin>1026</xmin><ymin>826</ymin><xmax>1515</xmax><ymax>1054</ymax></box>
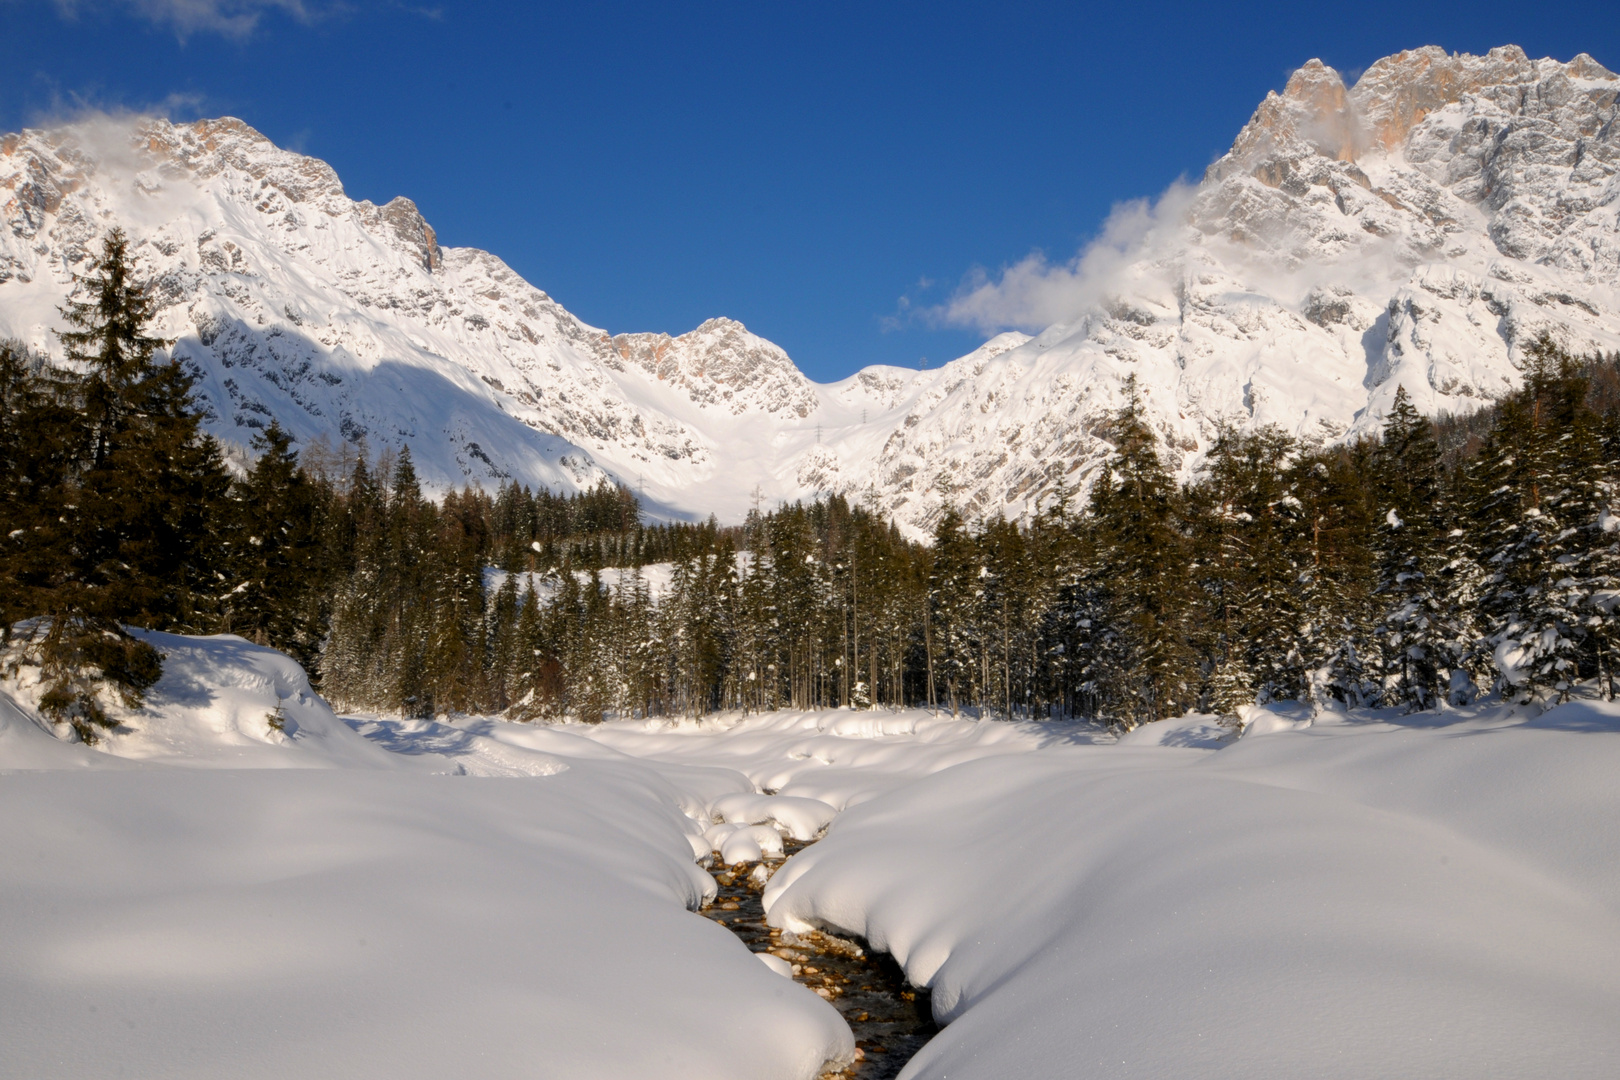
<box><xmin>6</xmin><ymin>628</ymin><xmax>1620</xmax><ymax>1077</ymax></box>
<box><xmin>762</xmin><ymin>707</ymin><xmax>1620</xmax><ymax>1079</ymax></box>
<box><xmin>0</xmin><ymin>632</ymin><xmax>856</xmax><ymax>1080</ymax></box>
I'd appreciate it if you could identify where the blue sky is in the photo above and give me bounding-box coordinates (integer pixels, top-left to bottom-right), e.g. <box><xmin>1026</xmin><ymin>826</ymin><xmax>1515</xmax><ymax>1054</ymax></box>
<box><xmin>2</xmin><ymin>0</ymin><xmax>1616</xmax><ymax>382</ymax></box>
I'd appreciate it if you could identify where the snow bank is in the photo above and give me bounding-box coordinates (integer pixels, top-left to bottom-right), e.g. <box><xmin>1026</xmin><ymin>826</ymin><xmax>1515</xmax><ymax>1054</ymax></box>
<box><xmin>353</xmin><ymin>713</ymin><xmax>754</xmax><ymax>820</ymax></box>
<box><xmin>1113</xmin><ymin>709</ymin><xmax>1235</xmax><ymax>747</ymax></box>
<box><xmin>0</xmin><ymin>764</ymin><xmax>852</xmax><ymax>1080</ymax></box>
<box><xmin>2</xmin><ymin>629</ymin><xmax>395</xmax><ymax>769</ymax></box>
<box><xmin>580</xmin><ymin>708</ymin><xmax>1105</xmax><ymax>810</ymax></box>
<box><xmin>0</xmin><ymin>682</ymin><xmax>121</xmax><ymax>770</ymax></box>
<box><xmin>712</xmin><ymin>792</ymin><xmax>839</xmax><ymax>840</ymax></box>
<box><xmin>762</xmin><ymin>713</ymin><xmax>1620</xmax><ymax>1079</ymax></box>
<box><xmin>0</xmin><ymin>635</ymin><xmax>855</xmax><ymax>1080</ymax></box>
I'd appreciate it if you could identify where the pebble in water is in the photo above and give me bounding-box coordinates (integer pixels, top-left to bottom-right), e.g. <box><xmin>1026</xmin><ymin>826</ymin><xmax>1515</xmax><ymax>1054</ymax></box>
<box><xmin>700</xmin><ymin>839</ymin><xmax>938</xmax><ymax>1080</ymax></box>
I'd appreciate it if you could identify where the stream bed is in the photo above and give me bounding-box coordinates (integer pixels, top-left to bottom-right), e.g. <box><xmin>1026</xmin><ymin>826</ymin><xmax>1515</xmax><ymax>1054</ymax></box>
<box><xmin>701</xmin><ymin>840</ymin><xmax>938</xmax><ymax>1079</ymax></box>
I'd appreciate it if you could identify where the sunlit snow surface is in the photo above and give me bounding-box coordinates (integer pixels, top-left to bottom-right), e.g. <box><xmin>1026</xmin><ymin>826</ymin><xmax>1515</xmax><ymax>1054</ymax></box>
<box><xmin>4</xmin><ymin>635</ymin><xmax>1620</xmax><ymax>1078</ymax></box>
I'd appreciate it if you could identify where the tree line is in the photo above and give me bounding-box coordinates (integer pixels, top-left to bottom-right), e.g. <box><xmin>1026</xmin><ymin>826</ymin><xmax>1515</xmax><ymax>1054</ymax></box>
<box><xmin>7</xmin><ymin>231</ymin><xmax>1620</xmax><ymax>735</ymax></box>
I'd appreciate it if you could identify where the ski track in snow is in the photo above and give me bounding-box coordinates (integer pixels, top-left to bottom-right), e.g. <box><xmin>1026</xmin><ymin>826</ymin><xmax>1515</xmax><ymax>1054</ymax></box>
<box><xmin>4</xmin><ymin>632</ymin><xmax>1620</xmax><ymax>1078</ymax></box>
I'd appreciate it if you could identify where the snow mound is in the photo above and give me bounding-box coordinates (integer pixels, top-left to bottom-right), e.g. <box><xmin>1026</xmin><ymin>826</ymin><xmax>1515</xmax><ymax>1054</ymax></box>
<box><xmin>711</xmin><ymin>792</ymin><xmax>839</xmax><ymax>840</ymax></box>
<box><xmin>1114</xmin><ymin>711</ymin><xmax>1235</xmax><ymax>747</ymax></box>
<box><xmin>1523</xmin><ymin>699</ymin><xmax>1620</xmax><ymax>733</ymax></box>
<box><xmin>758</xmin><ymin>952</ymin><xmax>795</xmax><ymax>978</ymax></box>
<box><xmin>708</xmin><ymin>822</ymin><xmax>787</xmax><ymax>864</ymax></box>
<box><xmin>2</xmin><ymin>628</ymin><xmax>395</xmax><ymax>769</ymax></box>
<box><xmin>762</xmin><ymin>713</ymin><xmax>1620</xmax><ymax>1079</ymax></box>
<box><xmin>581</xmin><ymin>708</ymin><xmax>1107</xmax><ymax>810</ymax></box>
<box><xmin>1236</xmin><ymin>699</ymin><xmax>1317</xmax><ymax>736</ymax></box>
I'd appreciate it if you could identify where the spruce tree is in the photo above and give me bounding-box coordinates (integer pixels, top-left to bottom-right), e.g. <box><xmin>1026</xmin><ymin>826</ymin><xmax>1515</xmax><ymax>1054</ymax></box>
<box><xmin>222</xmin><ymin>420</ymin><xmax>325</xmax><ymax>663</ymax></box>
<box><xmin>928</xmin><ymin>507</ymin><xmax>977</xmax><ymax>716</ymax></box>
<box><xmin>1193</xmin><ymin>426</ymin><xmax>1307</xmax><ymax>704</ymax></box>
<box><xmin>30</xmin><ymin>230</ymin><xmax>228</xmax><ymax>741</ymax></box>
<box><xmin>1086</xmin><ymin>376</ymin><xmax>1196</xmax><ymax>727</ymax></box>
<box><xmin>1371</xmin><ymin>386</ymin><xmax>1454</xmax><ymax>709</ymax></box>
<box><xmin>1293</xmin><ymin>442</ymin><xmax>1379</xmax><ymax>707</ymax></box>
<box><xmin>1468</xmin><ymin>339</ymin><xmax>1603</xmax><ymax>701</ymax></box>
<box><xmin>0</xmin><ymin>341</ymin><xmax>76</xmax><ymax>638</ymax></box>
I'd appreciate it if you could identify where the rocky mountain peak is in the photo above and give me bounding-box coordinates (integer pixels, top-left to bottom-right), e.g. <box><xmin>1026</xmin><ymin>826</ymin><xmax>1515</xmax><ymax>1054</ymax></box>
<box><xmin>139</xmin><ymin>116</ymin><xmax>351</xmax><ymax>211</ymax></box>
<box><xmin>609</xmin><ymin>316</ymin><xmax>818</xmax><ymax>417</ymax></box>
<box><xmin>359</xmin><ymin>195</ymin><xmax>442</xmax><ymax>273</ymax></box>
<box><xmin>1217</xmin><ymin>46</ymin><xmax>1619</xmax><ymax>189</ymax></box>
<box><xmin>1225</xmin><ymin>59</ymin><xmax>1358</xmax><ymax>169</ymax></box>
<box><xmin>2</xmin><ymin>46</ymin><xmax>1619</xmax><ymax>537</ymax></box>
<box><xmin>1345</xmin><ymin>45</ymin><xmax>1618</xmax><ymax>153</ymax></box>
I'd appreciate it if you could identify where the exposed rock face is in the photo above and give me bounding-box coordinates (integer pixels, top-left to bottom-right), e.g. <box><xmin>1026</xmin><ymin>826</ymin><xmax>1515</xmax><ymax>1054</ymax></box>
<box><xmin>0</xmin><ymin>115</ymin><xmax>806</xmax><ymax>500</ymax></box>
<box><xmin>796</xmin><ymin>46</ymin><xmax>1620</xmax><ymax>530</ymax></box>
<box><xmin>1</xmin><ymin>46</ymin><xmax>1617</xmax><ymax>535</ymax></box>
<box><xmin>609</xmin><ymin>318</ymin><xmax>819</xmax><ymax>418</ymax></box>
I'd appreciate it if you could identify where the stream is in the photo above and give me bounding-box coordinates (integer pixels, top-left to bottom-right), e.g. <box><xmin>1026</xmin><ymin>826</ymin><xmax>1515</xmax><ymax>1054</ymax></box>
<box><xmin>701</xmin><ymin>839</ymin><xmax>938</xmax><ymax>1079</ymax></box>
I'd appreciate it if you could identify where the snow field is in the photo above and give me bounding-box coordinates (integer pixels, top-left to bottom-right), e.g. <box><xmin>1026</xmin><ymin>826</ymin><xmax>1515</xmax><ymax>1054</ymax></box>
<box><xmin>0</xmin><ymin>636</ymin><xmax>856</xmax><ymax>1080</ymax></box>
<box><xmin>7</xmin><ymin>631</ymin><xmax>1620</xmax><ymax>1079</ymax></box>
<box><xmin>577</xmin><ymin>708</ymin><xmax>1104</xmax><ymax>810</ymax></box>
<box><xmin>760</xmin><ymin>707</ymin><xmax>1620</xmax><ymax>1080</ymax></box>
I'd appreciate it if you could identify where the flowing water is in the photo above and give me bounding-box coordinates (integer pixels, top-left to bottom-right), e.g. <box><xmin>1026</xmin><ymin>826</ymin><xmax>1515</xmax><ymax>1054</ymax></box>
<box><xmin>701</xmin><ymin>840</ymin><xmax>938</xmax><ymax>1079</ymax></box>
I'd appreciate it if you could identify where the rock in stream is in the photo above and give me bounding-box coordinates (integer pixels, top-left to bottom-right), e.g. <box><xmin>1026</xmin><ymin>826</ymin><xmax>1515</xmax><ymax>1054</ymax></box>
<box><xmin>701</xmin><ymin>839</ymin><xmax>938</xmax><ymax>1079</ymax></box>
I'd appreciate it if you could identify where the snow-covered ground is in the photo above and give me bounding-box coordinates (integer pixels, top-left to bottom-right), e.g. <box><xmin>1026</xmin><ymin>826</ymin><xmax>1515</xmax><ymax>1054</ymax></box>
<box><xmin>766</xmin><ymin>705</ymin><xmax>1620</xmax><ymax>1079</ymax></box>
<box><xmin>4</xmin><ymin>633</ymin><xmax>1620</xmax><ymax>1078</ymax></box>
<box><xmin>0</xmin><ymin>635</ymin><xmax>852</xmax><ymax>1080</ymax></box>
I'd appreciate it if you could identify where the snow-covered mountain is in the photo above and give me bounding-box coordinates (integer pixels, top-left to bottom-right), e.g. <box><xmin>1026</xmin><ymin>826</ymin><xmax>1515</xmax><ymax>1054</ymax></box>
<box><xmin>2</xmin><ymin>45</ymin><xmax>1617</xmax><ymax>534</ymax></box>
<box><xmin>889</xmin><ymin>45</ymin><xmax>1620</xmax><ymax>524</ymax></box>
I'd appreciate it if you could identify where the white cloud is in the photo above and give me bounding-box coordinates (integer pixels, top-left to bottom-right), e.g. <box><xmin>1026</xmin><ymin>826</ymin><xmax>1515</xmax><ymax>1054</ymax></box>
<box><xmin>53</xmin><ymin>0</ymin><xmax>318</xmax><ymax>39</ymax></box>
<box><xmin>25</xmin><ymin>91</ymin><xmax>210</xmax><ymax>137</ymax></box>
<box><xmin>930</xmin><ymin>181</ymin><xmax>1198</xmax><ymax>336</ymax></box>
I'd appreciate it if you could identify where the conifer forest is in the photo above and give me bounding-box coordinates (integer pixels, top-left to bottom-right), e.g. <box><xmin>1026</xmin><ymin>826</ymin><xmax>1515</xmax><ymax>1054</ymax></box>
<box><xmin>7</xmin><ymin>233</ymin><xmax>1620</xmax><ymax>734</ymax></box>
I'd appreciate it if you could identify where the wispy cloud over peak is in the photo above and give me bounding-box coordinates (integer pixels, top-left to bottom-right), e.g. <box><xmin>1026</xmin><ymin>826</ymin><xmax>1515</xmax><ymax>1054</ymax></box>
<box><xmin>929</xmin><ymin>181</ymin><xmax>1198</xmax><ymax>336</ymax></box>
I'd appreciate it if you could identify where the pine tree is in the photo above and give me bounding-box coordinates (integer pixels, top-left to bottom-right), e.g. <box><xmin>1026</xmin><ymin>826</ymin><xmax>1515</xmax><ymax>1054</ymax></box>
<box><xmin>928</xmin><ymin>507</ymin><xmax>977</xmax><ymax>716</ymax></box>
<box><xmin>0</xmin><ymin>341</ymin><xmax>76</xmax><ymax>637</ymax></box>
<box><xmin>222</xmin><ymin>420</ymin><xmax>325</xmax><ymax>663</ymax></box>
<box><xmin>28</xmin><ymin>231</ymin><xmax>229</xmax><ymax>741</ymax></box>
<box><xmin>321</xmin><ymin>450</ymin><xmax>389</xmax><ymax>708</ymax></box>
<box><xmin>485</xmin><ymin>571</ymin><xmax>522</xmax><ymax>711</ymax></box>
<box><xmin>1371</xmin><ymin>386</ymin><xmax>1454</xmax><ymax>710</ymax></box>
<box><xmin>1206</xmin><ymin>652</ymin><xmax>1256</xmax><ymax>716</ymax></box>
<box><xmin>1468</xmin><ymin>339</ymin><xmax>1603</xmax><ymax>701</ymax></box>
<box><xmin>1193</xmin><ymin>426</ymin><xmax>1309</xmax><ymax>704</ymax></box>
<box><xmin>1293</xmin><ymin>442</ymin><xmax>1379</xmax><ymax>707</ymax></box>
<box><xmin>1086</xmin><ymin>376</ymin><xmax>1196</xmax><ymax>727</ymax></box>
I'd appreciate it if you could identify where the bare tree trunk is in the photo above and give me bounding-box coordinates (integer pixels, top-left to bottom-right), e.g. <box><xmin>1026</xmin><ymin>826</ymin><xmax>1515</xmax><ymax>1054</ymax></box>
<box><xmin>924</xmin><ymin>613</ymin><xmax>937</xmax><ymax>712</ymax></box>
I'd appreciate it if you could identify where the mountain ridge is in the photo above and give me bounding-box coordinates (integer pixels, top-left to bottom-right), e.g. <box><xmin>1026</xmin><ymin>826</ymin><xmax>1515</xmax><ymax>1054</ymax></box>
<box><xmin>2</xmin><ymin>44</ymin><xmax>1617</xmax><ymax>534</ymax></box>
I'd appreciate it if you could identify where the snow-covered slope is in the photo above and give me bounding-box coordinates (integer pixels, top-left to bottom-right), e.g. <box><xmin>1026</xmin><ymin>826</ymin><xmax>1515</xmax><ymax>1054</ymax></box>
<box><xmin>2</xmin><ymin>45</ymin><xmax>1617</xmax><ymax>533</ymax></box>
<box><xmin>885</xmin><ymin>46</ymin><xmax>1620</xmax><ymax>526</ymax></box>
<box><xmin>0</xmin><ymin>627</ymin><xmax>398</xmax><ymax>768</ymax></box>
